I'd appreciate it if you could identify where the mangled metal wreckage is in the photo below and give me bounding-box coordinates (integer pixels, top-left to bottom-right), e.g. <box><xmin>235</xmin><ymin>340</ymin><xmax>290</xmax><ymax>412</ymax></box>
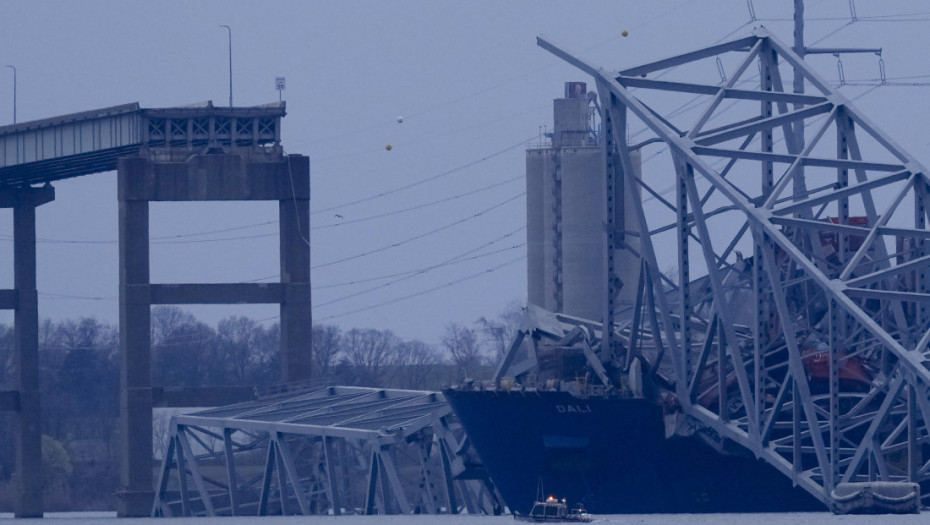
<box><xmin>448</xmin><ymin>28</ymin><xmax>930</xmax><ymax>514</ymax></box>
<box><xmin>153</xmin><ymin>386</ymin><xmax>502</xmax><ymax>517</ymax></box>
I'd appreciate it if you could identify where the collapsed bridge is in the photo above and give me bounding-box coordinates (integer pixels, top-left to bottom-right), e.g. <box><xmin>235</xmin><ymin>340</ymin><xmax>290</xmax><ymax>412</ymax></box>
<box><xmin>153</xmin><ymin>386</ymin><xmax>501</xmax><ymax>517</ymax></box>
<box><xmin>509</xmin><ymin>27</ymin><xmax>930</xmax><ymax>511</ymax></box>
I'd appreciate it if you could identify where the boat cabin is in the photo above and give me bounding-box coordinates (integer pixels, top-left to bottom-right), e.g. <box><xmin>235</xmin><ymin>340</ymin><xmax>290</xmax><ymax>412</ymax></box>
<box><xmin>519</xmin><ymin>496</ymin><xmax>591</xmax><ymax>522</ymax></box>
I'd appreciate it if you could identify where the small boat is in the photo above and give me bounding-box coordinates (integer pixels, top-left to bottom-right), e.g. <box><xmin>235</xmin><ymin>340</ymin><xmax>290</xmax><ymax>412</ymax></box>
<box><xmin>514</xmin><ymin>496</ymin><xmax>592</xmax><ymax>523</ymax></box>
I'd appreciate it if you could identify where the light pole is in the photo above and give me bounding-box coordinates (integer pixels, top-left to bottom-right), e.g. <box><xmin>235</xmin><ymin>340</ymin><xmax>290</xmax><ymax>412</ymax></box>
<box><xmin>220</xmin><ymin>25</ymin><xmax>232</xmax><ymax>107</ymax></box>
<box><xmin>5</xmin><ymin>65</ymin><xmax>15</xmax><ymax>124</ymax></box>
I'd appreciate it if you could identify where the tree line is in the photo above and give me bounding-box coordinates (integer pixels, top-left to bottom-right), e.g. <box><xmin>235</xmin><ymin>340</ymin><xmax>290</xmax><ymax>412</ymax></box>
<box><xmin>0</xmin><ymin>300</ymin><xmax>523</xmax><ymax>510</ymax></box>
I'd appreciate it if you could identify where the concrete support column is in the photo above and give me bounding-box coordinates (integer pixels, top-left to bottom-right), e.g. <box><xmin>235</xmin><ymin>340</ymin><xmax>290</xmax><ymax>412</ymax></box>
<box><xmin>117</xmin><ymin>157</ymin><xmax>154</xmax><ymax>516</ymax></box>
<box><xmin>279</xmin><ymin>154</ymin><xmax>312</xmax><ymax>383</ymax></box>
<box><xmin>13</xmin><ymin>201</ymin><xmax>43</xmax><ymax>518</ymax></box>
<box><xmin>115</xmin><ymin>152</ymin><xmax>311</xmax><ymax>515</ymax></box>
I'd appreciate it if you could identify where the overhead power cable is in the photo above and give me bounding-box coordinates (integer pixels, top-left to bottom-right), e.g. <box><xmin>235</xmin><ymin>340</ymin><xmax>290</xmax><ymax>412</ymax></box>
<box><xmin>315</xmin><ymin>224</ymin><xmax>526</xmax><ymax>307</ymax></box>
<box><xmin>240</xmin><ymin>225</ymin><xmax>527</xmax><ymax>287</ymax></box>
<box><xmin>312</xmin><ymin>135</ymin><xmax>534</xmax><ymax>216</ymax></box>
<box><xmin>0</xmin><ymin>222</ymin><xmax>280</xmax><ymax>245</ymax></box>
<box><xmin>315</xmin><ymin>225</ymin><xmax>527</xmax><ymax>289</ymax></box>
<box><xmin>315</xmin><ymin>255</ymin><xmax>525</xmax><ymax>321</ymax></box>
<box><xmin>28</xmin><ymin>225</ymin><xmax>529</xmax><ymax>304</ymax></box>
<box><xmin>315</xmin><ymin>242</ymin><xmax>526</xmax><ymax>308</ymax></box>
<box><xmin>314</xmin><ymin>174</ymin><xmax>523</xmax><ymax>230</ymax></box>
<box><xmin>0</xmin><ymin>146</ymin><xmax>530</xmax><ymax>247</ymax></box>
<box><xmin>152</xmin><ymin>220</ymin><xmax>276</xmax><ymax>241</ymax></box>
<box><xmin>312</xmin><ymin>192</ymin><xmax>525</xmax><ymax>270</ymax></box>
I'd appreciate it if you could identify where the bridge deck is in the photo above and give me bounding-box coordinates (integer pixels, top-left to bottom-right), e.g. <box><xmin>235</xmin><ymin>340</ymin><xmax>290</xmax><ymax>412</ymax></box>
<box><xmin>0</xmin><ymin>101</ymin><xmax>285</xmax><ymax>188</ymax></box>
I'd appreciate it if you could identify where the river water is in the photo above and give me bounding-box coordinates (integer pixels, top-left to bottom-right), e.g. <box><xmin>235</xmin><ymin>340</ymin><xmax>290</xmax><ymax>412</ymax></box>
<box><xmin>0</xmin><ymin>512</ymin><xmax>925</xmax><ymax>524</ymax></box>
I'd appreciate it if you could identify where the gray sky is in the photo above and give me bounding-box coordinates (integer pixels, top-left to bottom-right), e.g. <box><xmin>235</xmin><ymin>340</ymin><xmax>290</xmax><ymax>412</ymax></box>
<box><xmin>2</xmin><ymin>1</ymin><xmax>930</xmax><ymax>345</ymax></box>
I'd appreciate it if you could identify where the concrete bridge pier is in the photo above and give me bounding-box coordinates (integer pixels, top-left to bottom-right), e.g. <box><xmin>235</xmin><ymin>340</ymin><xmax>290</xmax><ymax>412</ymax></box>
<box><xmin>0</xmin><ymin>184</ymin><xmax>54</xmax><ymax>518</ymax></box>
<box><xmin>116</xmin><ymin>151</ymin><xmax>311</xmax><ymax>517</ymax></box>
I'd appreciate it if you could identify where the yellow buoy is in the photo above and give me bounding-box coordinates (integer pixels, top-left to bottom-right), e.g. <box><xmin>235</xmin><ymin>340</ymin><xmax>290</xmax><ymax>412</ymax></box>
<box><xmin>621</xmin><ymin>30</ymin><xmax>629</xmax><ymax>37</ymax></box>
<box><xmin>385</xmin><ymin>144</ymin><xmax>392</xmax><ymax>151</ymax></box>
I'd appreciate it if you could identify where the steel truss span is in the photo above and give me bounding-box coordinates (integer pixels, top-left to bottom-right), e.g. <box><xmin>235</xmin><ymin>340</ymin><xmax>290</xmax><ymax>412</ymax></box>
<box><xmin>541</xmin><ymin>28</ymin><xmax>930</xmax><ymax>510</ymax></box>
<box><xmin>152</xmin><ymin>386</ymin><xmax>502</xmax><ymax>517</ymax></box>
<box><xmin>0</xmin><ymin>101</ymin><xmax>285</xmax><ymax>188</ymax></box>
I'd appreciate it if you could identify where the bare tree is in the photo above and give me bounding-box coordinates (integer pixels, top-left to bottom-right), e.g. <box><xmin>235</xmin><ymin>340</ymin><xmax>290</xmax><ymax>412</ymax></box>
<box><xmin>341</xmin><ymin>328</ymin><xmax>397</xmax><ymax>387</ymax></box>
<box><xmin>442</xmin><ymin>322</ymin><xmax>484</xmax><ymax>379</ymax></box>
<box><xmin>214</xmin><ymin>316</ymin><xmax>259</xmax><ymax>383</ymax></box>
<box><xmin>153</xmin><ymin>320</ymin><xmax>216</xmax><ymax>386</ymax></box>
<box><xmin>391</xmin><ymin>339</ymin><xmax>441</xmax><ymax>389</ymax></box>
<box><xmin>312</xmin><ymin>324</ymin><xmax>342</xmax><ymax>382</ymax></box>
<box><xmin>151</xmin><ymin>306</ymin><xmax>210</xmax><ymax>385</ymax></box>
<box><xmin>478</xmin><ymin>300</ymin><xmax>525</xmax><ymax>362</ymax></box>
<box><xmin>250</xmin><ymin>322</ymin><xmax>279</xmax><ymax>384</ymax></box>
<box><xmin>38</xmin><ymin>318</ymin><xmax>57</xmax><ymax>348</ymax></box>
<box><xmin>151</xmin><ymin>306</ymin><xmax>198</xmax><ymax>346</ymax></box>
<box><xmin>53</xmin><ymin>318</ymin><xmax>119</xmax><ymax>439</ymax></box>
<box><xmin>56</xmin><ymin>317</ymin><xmax>118</xmax><ymax>355</ymax></box>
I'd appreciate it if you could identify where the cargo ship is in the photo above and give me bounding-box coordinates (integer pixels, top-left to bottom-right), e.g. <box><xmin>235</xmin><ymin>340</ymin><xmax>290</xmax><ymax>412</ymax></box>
<box><xmin>445</xmin><ymin>383</ymin><xmax>822</xmax><ymax>514</ymax></box>
<box><xmin>443</xmin><ymin>298</ymin><xmax>829</xmax><ymax>513</ymax></box>
<box><xmin>444</xmin><ymin>264</ymin><xmax>862</xmax><ymax>514</ymax></box>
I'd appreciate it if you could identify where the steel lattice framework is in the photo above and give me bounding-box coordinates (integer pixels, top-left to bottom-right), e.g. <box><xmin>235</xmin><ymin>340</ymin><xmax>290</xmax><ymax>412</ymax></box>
<box><xmin>541</xmin><ymin>28</ymin><xmax>930</xmax><ymax>508</ymax></box>
<box><xmin>152</xmin><ymin>387</ymin><xmax>501</xmax><ymax>517</ymax></box>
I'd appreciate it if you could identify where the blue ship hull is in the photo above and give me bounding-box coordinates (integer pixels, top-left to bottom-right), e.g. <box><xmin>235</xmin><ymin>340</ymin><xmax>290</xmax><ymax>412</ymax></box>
<box><xmin>444</xmin><ymin>389</ymin><xmax>823</xmax><ymax>514</ymax></box>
